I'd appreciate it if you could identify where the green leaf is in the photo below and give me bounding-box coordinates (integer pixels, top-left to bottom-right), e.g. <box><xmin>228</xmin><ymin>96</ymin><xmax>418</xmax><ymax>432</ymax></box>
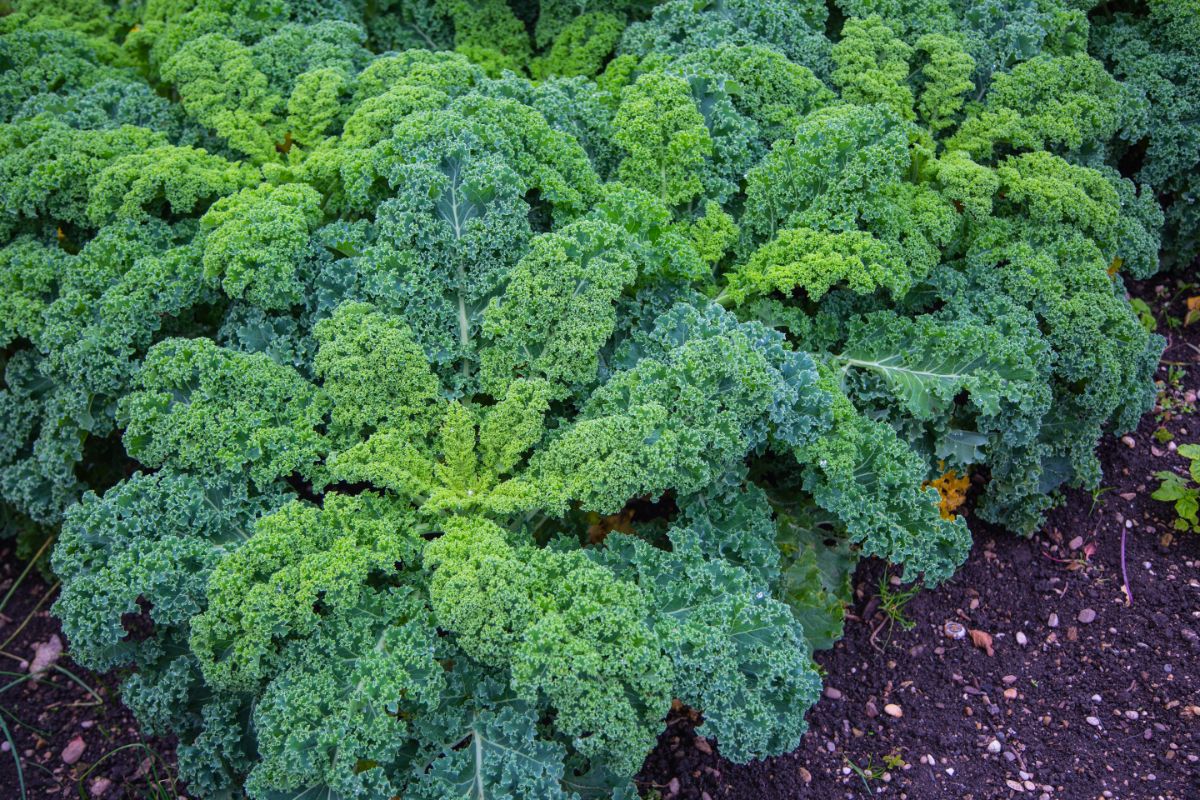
<box><xmin>412</xmin><ymin>670</ymin><xmax>572</xmax><ymax>800</ymax></box>
<box><xmin>1176</xmin><ymin>494</ymin><xmax>1199</xmax><ymax>524</ymax></box>
<box><xmin>837</xmin><ymin>322</ymin><xmax>1035</xmax><ymax>421</ymax></box>
<box><xmin>774</xmin><ymin>507</ymin><xmax>856</xmax><ymax>650</ymax></box>
<box><xmin>1152</xmin><ymin>475</ymin><xmax>1186</xmax><ymax>502</ymax></box>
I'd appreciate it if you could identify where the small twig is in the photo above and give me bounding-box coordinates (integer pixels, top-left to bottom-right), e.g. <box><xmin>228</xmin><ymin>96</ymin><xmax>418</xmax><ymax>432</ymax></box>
<box><xmin>1120</xmin><ymin>525</ymin><xmax>1133</xmax><ymax>606</ymax></box>
<box><xmin>868</xmin><ymin>617</ymin><xmax>889</xmax><ymax>653</ymax></box>
<box><xmin>45</xmin><ymin>700</ymin><xmax>103</xmax><ymax>712</ymax></box>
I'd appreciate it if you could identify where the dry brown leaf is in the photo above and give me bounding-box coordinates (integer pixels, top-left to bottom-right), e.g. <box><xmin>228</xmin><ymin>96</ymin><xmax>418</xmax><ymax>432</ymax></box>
<box><xmin>586</xmin><ymin>508</ymin><xmax>636</xmax><ymax>544</ymax></box>
<box><xmin>969</xmin><ymin>628</ymin><xmax>994</xmax><ymax>656</ymax></box>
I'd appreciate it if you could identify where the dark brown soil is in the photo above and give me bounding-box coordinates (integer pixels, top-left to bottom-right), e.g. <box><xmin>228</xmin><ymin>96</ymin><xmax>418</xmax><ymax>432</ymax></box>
<box><xmin>0</xmin><ymin>554</ymin><xmax>180</xmax><ymax>799</ymax></box>
<box><xmin>636</xmin><ymin>278</ymin><xmax>1200</xmax><ymax>799</ymax></box>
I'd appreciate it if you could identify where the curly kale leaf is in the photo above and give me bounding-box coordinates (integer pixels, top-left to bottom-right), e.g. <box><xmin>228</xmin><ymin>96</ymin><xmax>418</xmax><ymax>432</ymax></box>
<box><xmin>593</xmin><ymin>532</ymin><xmax>822</xmax><ymax>763</ymax></box>
<box><xmin>119</xmin><ymin>338</ymin><xmax>329</xmax><ymax>488</ymax></box>
<box><xmin>87</xmin><ymin>145</ymin><xmax>259</xmax><ymax>226</ymax></box>
<box><xmin>411</xmin><ymin>667</ymin><xmax>575</xmax><ymax>800</ymax></box>
<box><xmin>740</xmin><ymin>103</ymin><xmax>954</xmax><ymax>285</ymax></box>
<box><xmin>619</xmin><ymin>0</ymin><xmax>831</xmax><ymax>78</ymax></box>
<box><xmin>795</xmin><ymin>367</ymin><xmax>970</xmax><ymax>585</ymax></box>
<box><xmin>425</xmin><ymin>516</ymin><xmax>673</xmax><ymax>776</ymax></box>
<box><xmin>200</xmin><ymin>182</ymin><xmax>324</xmax><ymax>310</ymax></box>
<box><xmin>526</xmin><ymin>302</ymin><xmax>829</xmax><ymax>514</ymax></box>
<box><xmin>52</xmin><ymin>471</ymin><xmax>292</xmax><ymax>672</ymax></box>
<box><xmin>948</xmin><ymin>54</ymin><xmax>1128</xmax><ymax>161</ymax></box>
<box><xmin>480</xmin><ymin>219</ymin><xmax>639</xmax><ymax>398</ymax></box>
<box><xmin>160</xmin><ymin>34</ymin><xmax>284</xmax><ymax>162</ymax></box>
<box><xmin>314</xmin><ymin>301</ymin><xmax>444</xmax><ymax>447</ymax></box>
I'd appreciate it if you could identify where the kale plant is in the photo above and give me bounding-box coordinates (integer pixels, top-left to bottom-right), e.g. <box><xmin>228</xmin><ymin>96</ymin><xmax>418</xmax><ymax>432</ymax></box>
<box><xmin>0</xmin><ymin>0</ymin><xmax>1187</xmax><ymax>796</ymax></box>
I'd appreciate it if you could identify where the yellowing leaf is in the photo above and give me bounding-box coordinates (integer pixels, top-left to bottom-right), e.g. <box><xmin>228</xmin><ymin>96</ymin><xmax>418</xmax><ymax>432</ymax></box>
<box><xmin>925</xmin><ymin>468</ymin><xmax>971</xmax><ymax>520</ymax></box>
<box><xmin>1185</xmin><ymin>296</ymin><xmax>1200</xmax><ymax>327</ymax></box>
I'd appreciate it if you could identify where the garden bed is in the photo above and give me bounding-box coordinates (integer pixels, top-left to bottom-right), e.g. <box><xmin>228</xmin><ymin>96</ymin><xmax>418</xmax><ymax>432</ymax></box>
<box><xmin>1</xmin><ymin>277</ymin><xmax>1197</xmax><ymax>799</ymax></box>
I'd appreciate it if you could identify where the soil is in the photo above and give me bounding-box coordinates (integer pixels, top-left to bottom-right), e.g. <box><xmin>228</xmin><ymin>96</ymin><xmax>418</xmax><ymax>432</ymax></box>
<box><xmin>0</xmin><ymin>277</ymin><xmax>1197</xmax><ymax>800</ymax></box>
<box><xmin>637</xmin><ymin>277</ymin><xmax>1200</xmax><ymax>799</ymax></box>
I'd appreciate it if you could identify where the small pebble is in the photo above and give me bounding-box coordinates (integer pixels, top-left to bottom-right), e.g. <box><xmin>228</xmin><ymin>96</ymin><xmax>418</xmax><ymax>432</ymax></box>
<box><xmin>0</xmin><ymin>742</ymin><xmax>9</xmax><ymax>753</ymax></box>
<box><xmin>1125</xmin><ymin>710</ymin><xmax>1139</xmax><ymax>720</ymax></box>
<box><xmin>1016</xmin><ymin>631</ymin><xmax>1028</xmax><ymax>646</ymax></box>
<box><xmin>1121</xmin><ymin>435</ymin><xmax>1136</xmax><ymax>448</ymax></box>
<box><xmin>824</xmin><ymin>687</ymin><xmax>842</xmax><ymax>700</ymax></box>
<box><xmin>1086</xmin><ymin>716</ymin><xmax>1101</xmax><ymax>727</ymax></box>
<box><xmin>1078</xmin><ymin>608</ymin><xmax>1097</xmax><ymax>624</ymax></box>
<box><xmin>1068</xmin><ymin>536</ymin><xmax>1083</xmax><ymax>550</ymax></box>
<box><xmin>89</xmin><ymin>777</ymin><xmax>112</xmax><ymax>798</ymax></box>
<box><xmin>1048</xmin><ymin>613</ymin><xmax>1059</xmax><ymax>628</ymax></box>
<box><xmin>987</xmin><ymin>739</ymin><xmax>1002</xmax><ymax>753</ymax></box>
<box><xmin>667</xmin><ymin>777</ymin><xmax>680</xmax><ymax>796</ymax></box>
<box><xmin>28</xmin><ymin>634</ymin><xmax>63</xmax><ymax>677</ymax></box>
<box><xmin>1002</xmin><ymin>675</ymin><xmax>1017</xmax><ymax>685</ymax></box>
<box><xmin>1006</xmin><ymin>778</ymin><xmax>1025</xmax><ymax>792</ymax></box>
<box><xmin>61</xmin><ymin>736</ymin><xmax>86</xmax><ymax>765</ymax></box>
<box><xmin>883</xmin><ymin>703</ymin><xmax>903</xmax><ymax>718</ymax></box>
